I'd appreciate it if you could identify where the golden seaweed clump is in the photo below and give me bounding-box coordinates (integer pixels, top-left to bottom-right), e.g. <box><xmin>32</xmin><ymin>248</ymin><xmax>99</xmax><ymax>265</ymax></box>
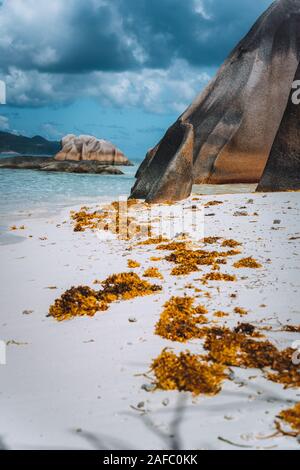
<box><xmin>49</xmin><ymin>272</ymin><xmax>162</xmax><ymax>321</ymax></box>
<box><xmin>202</xmin><ymin>237</ymin><xmax>221</xmax><ymax>244</ymax></box>
<box><xmin>111</xmin><ymin>198</ymin><xmax>145</xmax><ymax>210</ymax></box>
<box><xmin>233</xmin><ymin>257</ymin><xmax>262</xmax><ymax>268</ymax></box>
<box><xmin>234</xmin><ymin>323</ymin><xmax>258</xmax><ymax>336</ymax></box>
<box><xmin>266</xmin><ymin>351</ymin><xmax>300</xmax><ymax>388</ymax></box>
<box><xmin>234</xmin><ymin>307</ymin><xmax>248</xmax><ymax>316</ymax></box>
<box><xmin>127</xmin><ymin>259</ymin><xmax>141</xmax><ymax>268</ymax></box>
<box><xmin>151</xmin><ymin>350</ymin><xmax>227</xmax><ymax>395</ymax></box>
<box><xmin>71</xmin><ymin>209</ymin><xmax>107</xmax><ymax>232</ymax></box>
<box><xmin>49</xmin><ymin>286</ymin><xmax>108</xmax><ymax>321</ymax></box>
<box><xmin>143</xmin><ymin>267</ymin><xmax>164</xmax><ymax>279</ymax></box>
<box><xmin>218</xmin><ymin>250</ymin><xmax>241</xmax><ymax>257</ymax></box>
<box><xmin>170</xmin><ymin>263</ymin><xmax>199</xmax><ymax>276</ymax></box>
<box><xmin>214</xmin><ymin>311</ymin><xmax>229</xmax><ymax>318</ymax></box>
<box><xmin>156</xmin><ymin>241</ymin><xmax>187</xmax><ymax>251</ymax></box>
<box><xmin>71</xmin><ymin>201</ymin><xmax>150</xmax><ymax>239</ymax></box>
<box><xmin>165</xmin><ymin>248</ymin><xmax>208</xmax><ymax>276</ymax></box>
<box><xmin>165</xmin><ymin>248</ymin><xmax>233</xmax><ymax>277</ymax></box>
<box><xmin>278</xmin><ymin>403</ymin><xmax>300</xmax><ymax>435</ymax></box>
<box><xmin>205</xmin><ymin>201</ymin><xmax>223</xmax><ymax>207</ymax></box>
<box><xmin>203</xmin><ymin>328</ymin><xmax>299</xmax><ymax>387</ymax></box>
<box><xmin>282</xmin><ymin>325</ymin><xmax>300</xmax><ymax>333</ymax></box>
<box><xmin>222</xmin><ymin>239</ymin><xmax>242</xmax><ymax>248</ymax></box>
<box><xmin>202</xmin><ymin>272</ymin><xmax>237</xmax><ymax>283</ymax></box>
<box><xmin>99</xmin><ymin>272</ymin><xmax>162</xmax><ymax>302</ymax></box>
<box><xmin>170</xmin><ymin>252</ymin><xmax>231</xmax><ymax>277</ymax></box>
<box><xmin>138</xmin><ymin>237</ymin><xmax>169</xmax><ymax>246</ymax></box>
<box><xmin>155</xmin><ymin>296</ymin><xmax>207</xmax><ymax>342</ymax></box>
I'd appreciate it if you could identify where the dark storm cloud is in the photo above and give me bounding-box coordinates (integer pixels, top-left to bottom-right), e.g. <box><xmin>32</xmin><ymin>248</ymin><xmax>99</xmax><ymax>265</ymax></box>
<box><xmin>0</xmin><ymin>0</ymin><xmax>273</xmax><ymax>75</ymax></box>
<box><xmin>0</xmin><ymin>0</ymin><xmax>274</xmax><ymax>111</ymax></box>
<box><xmin>0</xmin><ymin>1</ymin><xmax>140</xmax><ymax>74</ymax></box>
<box><xmin>45</xmin><ymin>0</ymin><xmax>275</xmax><ymax>71</ymax></box>
<box><xmin>117</xmin><ymin>0</ymin><xmax>273</xmax><ymax>68</ymax></box>
<box><xmin>41</xmin><ymin>2</ymin><xmax>139</xmax><ymax>73</ymax></box>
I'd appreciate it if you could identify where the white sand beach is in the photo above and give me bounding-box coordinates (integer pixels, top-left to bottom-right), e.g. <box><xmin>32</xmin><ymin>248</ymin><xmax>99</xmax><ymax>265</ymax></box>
<box><xmin>0</xmin><ymin>191</ymin><xmax>299</xmax><ymax>450</ymax></box>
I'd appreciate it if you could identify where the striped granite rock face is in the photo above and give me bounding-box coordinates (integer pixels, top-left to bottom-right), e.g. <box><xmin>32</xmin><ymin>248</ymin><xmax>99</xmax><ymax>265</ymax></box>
<box><xmin>55</xmin><ymin>134</ymin><xmax>130</xmax><ymax>165</ymax></box>
<box><xmin>130</xmin><ymin>0</ymin><xmax>300</xmax><ymax>202</ymax></box>
<box><xmin>257</xmin><ymin>62</ymin><xmax>300</xmax><ymax>192</ymax></box>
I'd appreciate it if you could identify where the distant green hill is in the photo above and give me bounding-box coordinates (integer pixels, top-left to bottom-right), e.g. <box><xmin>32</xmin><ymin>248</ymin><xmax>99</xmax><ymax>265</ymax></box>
<box><xmin>0</xmin><ymin>131</ymin><xmax>60</xmax><ymax>155</ymax></box>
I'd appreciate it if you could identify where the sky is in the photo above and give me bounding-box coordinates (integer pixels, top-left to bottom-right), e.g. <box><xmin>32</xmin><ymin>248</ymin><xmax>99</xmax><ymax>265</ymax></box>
<box><xmin>0</xmin><ymin>0</ymin><xmax>273</xmax><ymax>159</ymax></box>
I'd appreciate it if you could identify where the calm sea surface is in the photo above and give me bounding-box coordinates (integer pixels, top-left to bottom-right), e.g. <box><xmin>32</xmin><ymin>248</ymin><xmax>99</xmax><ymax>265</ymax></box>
<box><xmin>0</xmin><ymin>156</ymin><xmax>140</xmax><ymax>243</ymax></box>
<box><xmin>0</xmin><ymin>158</ymin><xmax>139</xmax><ymax>218</ymax></box>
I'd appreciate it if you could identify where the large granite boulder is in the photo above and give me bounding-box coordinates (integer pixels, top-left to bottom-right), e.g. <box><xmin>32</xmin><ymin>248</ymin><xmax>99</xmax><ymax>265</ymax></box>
<box><xmin>130</xmin><ymin>0</ymin><xmax>300</xmax><ymax>202</ymax></box>
<box><xmin>257</xmin><ymin>62</ymin><xmax>300</xmax><ymax>192</ymax></box>
<box><xmin>55</xmin><ymin>134</ymin><xmax>130</xmax><ymax>165</ymax></box>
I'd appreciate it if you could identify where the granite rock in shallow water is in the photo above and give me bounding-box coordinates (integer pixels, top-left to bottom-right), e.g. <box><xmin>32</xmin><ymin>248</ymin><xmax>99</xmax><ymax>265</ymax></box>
<box><xmin>55</xmin><ymin>134</ymin><xmax>131</xmax><ymax>165</ymax></box>
<box><xmin>0</xmin><ymin>157</ymin><xmax>124</xmax><ymax>175</ymax></box>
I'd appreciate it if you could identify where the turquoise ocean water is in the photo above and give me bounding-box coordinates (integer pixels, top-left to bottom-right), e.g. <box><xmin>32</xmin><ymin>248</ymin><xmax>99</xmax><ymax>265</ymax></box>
<box><xmin>0</xmin><ymin>156</ymin><xmax>140</xmax><ymax>243</ymax></box>
<box><xmin>0</xmin><ymin>156</ymin><xmax>257</xmax><ymax>245</ymax></box>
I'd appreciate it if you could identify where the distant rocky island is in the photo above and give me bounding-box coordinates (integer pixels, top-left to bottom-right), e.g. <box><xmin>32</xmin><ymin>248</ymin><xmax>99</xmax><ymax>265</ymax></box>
<box><xmin>0</xmin><ymin>132</ymin><xmax>132</xmax><ymax>174</ymax></box>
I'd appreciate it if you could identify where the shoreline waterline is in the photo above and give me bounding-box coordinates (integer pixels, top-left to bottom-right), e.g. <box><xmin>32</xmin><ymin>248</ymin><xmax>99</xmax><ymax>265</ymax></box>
<box><xmin>0</xmin><ymin>178</ymin><xmax>292</xmax><ymax>246</ymax></box>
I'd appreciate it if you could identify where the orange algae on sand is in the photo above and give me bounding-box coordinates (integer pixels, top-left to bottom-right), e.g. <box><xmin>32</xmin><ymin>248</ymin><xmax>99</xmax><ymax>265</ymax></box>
<box><xmin>205</xmin><ymin>201</ymin><xmax>223</xmax><ymax>207</ymax></box>
<box><xmin>202</xmin><ymin>272</ymin><xmax>237</xmax><ymax>283</ymax></box>
<box><xmin>165</xmin><ymin>247</ymin><xmax>237</xmax><ymax>278</ymax></box>
<box><xmin>214</xmin><ymin>311</ymin><xmax>229</xmax><ymax>318</ymax></box>
<box><xmin>266</xmin><ymin>363</ymin><xmax>300</xmax><ymax>389</ymax></box>
<box><xmin>127</xmin><ymin>259</ymin><xmax>141</xmax><ymax>268</ymax></box>
<box><xmin>278</xmin><ymin>403</ymin><xmax>300</xmax><ymax>435</ymax></box>
<box><xmin>152</xmin><ymin>295</ymin><xmax>299</xmax><ymax>394</ymax></box>
<box><xmin>202</xmin><ymin>237</ymin><xmax>221</xmax><ymax>244</ymax></box>
<box><xmin>282</xmin><ymin>325</ymin><xmax>300</xmax><ymax>333</ymax></box>
<box><xmin>71</xmin><ymin>208</ymin><xmax>107</xmax><ymax>232</ymax></box>
<box><xmin>234</xmin><ymin>323</ymin><xmax>258</xmax><ymax>336</ymax></box>
<box><xmin>233</xmin><ymin>257</ymin><xmax>262</xmax><ymax>268</ymax></box>
<box><xmin>99</xmin><ymin>272</ymin><xmax>162</xmax><ymax>302</ymax></box>
<box><xmin>49</xmin><ymin>286</ymin><xmax>108</xmax><ymax>321</ymax></box>
<box><xmin>138</xmin><ymin>237</ymin><xmax>169</xmax><ymax>246</ymax></box>
<box><xmin>234</xmin><ymin>307</ymin><xmax>248</xmax><ymax>316</ymax></box>
<box><xmin>150</xmin><ymin>256</ymin><xmax>163</xmax><ymax>262</ymax></box>
<box><xmin>71</xmin><ymin>200</ymin><xmax>151</xmax><ymax>239</ymax></box>
<box><xmin>49</xmin><ymin>272</ymin><xmax>162</xmax><ymax>321</ymax></box>
<box><xmin>218</xmin><ymin>250</ymin><xmax>241</xmax><ymax>257</ymax></box>
<box><xmin>170</xmin><ymin>263</ymin><xmax>199</xmax><ymax>276</ymax></box>
<box><xmin>203</xmin><ymin>329</ymin><xmax>274</xmax><ymax>367</ymax></box>
<box><xmin>143</xmin><ymin>267</ymin><xmax>164</xmax><ymax>279</ymax></box>
<box><xmin>155</xmin><ymin>296</ymin><xmax>208</xmax><ymax>342</ymax></box>
<box><xmin>151</xmin><ymin>350</ymin><xmax>227</xmax><ymax>395</ymax></box>
<box><xmin>156</xmin><ymin>241</ymin><xmax>187</xmax><ymax>251</ymax></box>
<box><xmin>222</xmin><ymin>239</ymin><xmax>242</xmax><ymax>248</ymax></box>
<box><xmin>203</xmin><ymin>328</ymin><xmax>299</xmax><ymax>386</ymax></box>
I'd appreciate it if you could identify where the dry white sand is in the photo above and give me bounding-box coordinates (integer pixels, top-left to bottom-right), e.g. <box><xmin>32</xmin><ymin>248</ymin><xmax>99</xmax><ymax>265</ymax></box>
<box><xmin>0</xmin><ymin>191</ymin><xmax>299</xmax><ymax>450</ymax></box>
